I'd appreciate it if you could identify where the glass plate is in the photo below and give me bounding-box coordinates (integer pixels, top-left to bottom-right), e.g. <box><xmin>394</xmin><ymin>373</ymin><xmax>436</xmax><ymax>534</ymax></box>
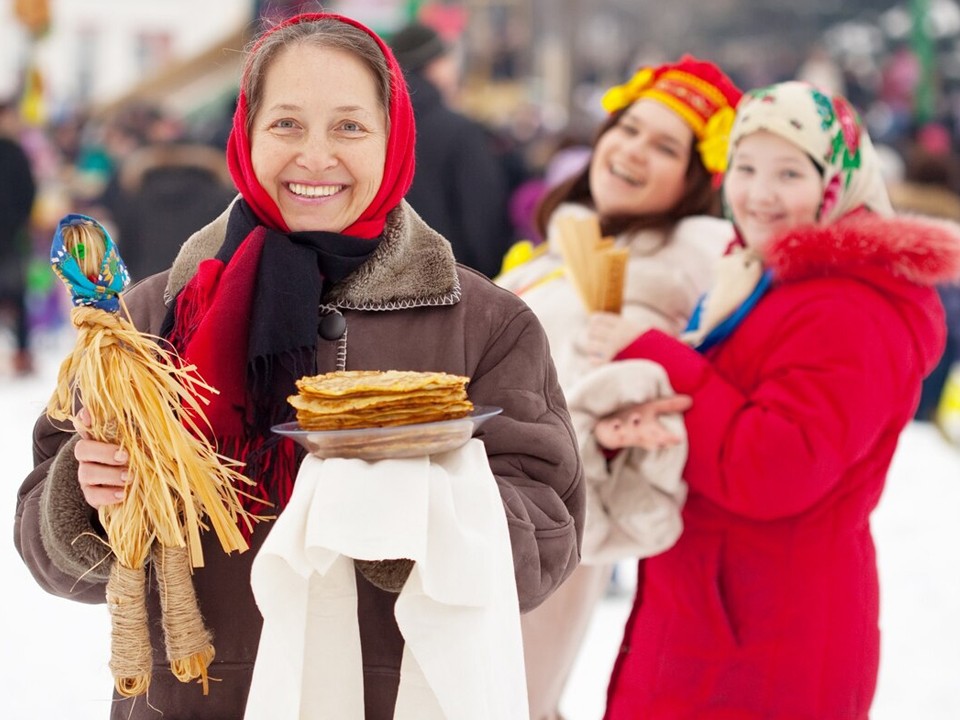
<box><xmin>272</xmin><ymin>406</ymin><xmax>503</xmax><ymax>461</ymax></box>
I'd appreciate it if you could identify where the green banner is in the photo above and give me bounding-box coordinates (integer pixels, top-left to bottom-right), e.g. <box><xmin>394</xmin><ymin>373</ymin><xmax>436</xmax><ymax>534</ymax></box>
<box><xmin>911</xmin><ymin>0</ymin><xmax>936</xmax><ymax>123</ymax></box>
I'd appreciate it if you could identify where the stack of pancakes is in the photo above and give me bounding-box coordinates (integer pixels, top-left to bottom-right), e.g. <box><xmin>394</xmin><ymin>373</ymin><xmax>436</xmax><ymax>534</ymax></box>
<box><xmin>288</xmin><ymin>370</ymin><xmax>473</xmax><ymax>431</ymax></box>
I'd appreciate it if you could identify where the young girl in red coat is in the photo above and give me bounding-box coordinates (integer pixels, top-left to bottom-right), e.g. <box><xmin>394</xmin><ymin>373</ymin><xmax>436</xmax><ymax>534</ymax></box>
<box><xmin>587</xmin><ymin>81</ymin><xmax>960</xmax><ymax>718</ymax></box>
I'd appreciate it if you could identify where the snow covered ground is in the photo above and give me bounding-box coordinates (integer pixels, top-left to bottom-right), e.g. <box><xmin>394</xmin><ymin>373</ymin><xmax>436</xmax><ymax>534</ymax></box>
<box><xmin>2</xmin><ymin>329</ymin><xmax>959</xmax><ymax>719</ymax></box>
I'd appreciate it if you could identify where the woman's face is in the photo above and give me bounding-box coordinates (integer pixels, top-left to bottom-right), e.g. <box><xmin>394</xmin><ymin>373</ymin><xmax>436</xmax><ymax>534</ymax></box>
<box><xmin>588</xmin><ymin>98</ymin><xmax>693</xmax><ymax>218</ymax></box>
<box><xmin>725</xmin><ymin>130</ymin><xmax>824</xmax><ymax>248</ymax></box>
<box><xmin>250</xmin><ymin>43</ymin><xmax>387</xmax><ymax>233</ymax></box>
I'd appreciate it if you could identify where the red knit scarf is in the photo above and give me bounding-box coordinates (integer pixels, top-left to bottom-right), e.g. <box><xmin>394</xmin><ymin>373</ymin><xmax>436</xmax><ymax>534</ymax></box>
<box><xmin>168</xmin><ymin>13</ymin><xmax>415</xmax><ymax>527</ymax></box>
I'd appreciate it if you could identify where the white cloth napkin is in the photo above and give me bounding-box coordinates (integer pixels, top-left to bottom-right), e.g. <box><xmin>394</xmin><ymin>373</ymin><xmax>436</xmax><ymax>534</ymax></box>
<box><xmin>244</xmin><ymin>439</ymin><xmax>528</xmax><ymax>720</ymax></box>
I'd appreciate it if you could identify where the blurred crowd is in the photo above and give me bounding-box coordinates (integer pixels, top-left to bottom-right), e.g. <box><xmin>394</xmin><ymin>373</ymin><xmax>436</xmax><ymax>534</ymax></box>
<box><xmin>0</xmin><ymin>96</ymin><xmax>238</xmax><ymax>376</ymax></box>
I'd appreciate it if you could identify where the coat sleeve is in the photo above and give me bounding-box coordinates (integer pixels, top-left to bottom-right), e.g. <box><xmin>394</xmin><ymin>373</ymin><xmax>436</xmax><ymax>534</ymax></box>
<box><xmin>464</xmin><ymin>300</ymin><xmax>585</xmax><ymax>612</ymax></box>
<box><xmin>618</xmin><ymin>289</ymin><xmax>922</xmax><ymax>521</ymax></box>
<box><xmin>564</xmin><ymin>360</ymin><xmax>686</xmax><ymax>564</ymax></box>
<box><xmin>14</xmin><ymin>414</ymin><xmax>111</xmax><ymax>603</ymax></box>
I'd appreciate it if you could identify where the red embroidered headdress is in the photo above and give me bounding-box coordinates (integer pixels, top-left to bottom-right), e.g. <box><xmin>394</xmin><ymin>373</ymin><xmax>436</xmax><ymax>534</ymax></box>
<box><xmin>602</xmin><ymin>56</ymin><xmax>743</xmax><ymax>175</ymax></box>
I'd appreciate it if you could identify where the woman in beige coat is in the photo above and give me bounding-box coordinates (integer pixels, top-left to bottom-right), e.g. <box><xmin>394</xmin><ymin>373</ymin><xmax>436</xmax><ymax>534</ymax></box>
<box><xmin>496</xmin><ymin>56</ymin><xmax>742</xmax><ymax>720</ymax></box>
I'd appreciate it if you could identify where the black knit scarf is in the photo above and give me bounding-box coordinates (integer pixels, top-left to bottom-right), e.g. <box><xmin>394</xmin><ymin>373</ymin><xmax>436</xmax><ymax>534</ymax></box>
<box><xmin>161</xmin><ymin>200</ymin><xmax>381</xmax><ymax>521</ymax></box>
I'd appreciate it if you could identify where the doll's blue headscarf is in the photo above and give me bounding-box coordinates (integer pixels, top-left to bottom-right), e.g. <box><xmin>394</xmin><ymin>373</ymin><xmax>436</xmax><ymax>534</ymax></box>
<box><xmin>50</xmin><ymin>213</ymin><xmax>129</xmax><ymax>312</ymax></box>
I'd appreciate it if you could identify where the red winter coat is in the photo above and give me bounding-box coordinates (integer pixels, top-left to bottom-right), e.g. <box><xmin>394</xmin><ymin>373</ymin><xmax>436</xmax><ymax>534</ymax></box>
<box><xmin>605</xmin><ymin>213</ymin><xmax>960</xmax><ymax>720</ymax></box>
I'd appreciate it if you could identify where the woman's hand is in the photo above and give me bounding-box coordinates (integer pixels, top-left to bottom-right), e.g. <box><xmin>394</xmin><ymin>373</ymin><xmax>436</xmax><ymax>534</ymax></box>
<box><xmin>73</xmin><ymin>408</ymin><xmax>128</xmax><ymax>509</ymax></box>
<box><xmin>594</xmin><ymin>395</ymin><xmax>693</xmax><ymax>451</ymax></box>
<box><xmin>578</xmin><ymin>312</ymin><xmax>645</xmax><ymax>365</ymax></box>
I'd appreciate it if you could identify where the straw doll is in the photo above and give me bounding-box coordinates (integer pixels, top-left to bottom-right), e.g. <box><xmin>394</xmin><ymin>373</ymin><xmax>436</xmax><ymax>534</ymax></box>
<box><xmin>46</xmin><ymin>213</ymin><xmax>255</xmax><ymax>696</ymax></box>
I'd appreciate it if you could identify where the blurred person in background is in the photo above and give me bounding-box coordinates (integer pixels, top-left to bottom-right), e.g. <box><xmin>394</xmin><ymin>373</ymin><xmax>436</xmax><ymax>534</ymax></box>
<box><xmin>111</xmin><ymin>132</ymin><xmax>237</xmax><ymax>282</ymax></box>
<box><xmin>0</xmin><ymin>99</ymin><xmax>38</xmax><ymax>375</ymax></box>
<box><xmin>886</xmin><ymin>122</ymin><xmax>960</xmax><ymax>423</ymax></box>
<box><xmin>874</xmin><ymin>44</ymin><xmax>922</xmax><ymax>145</ymax></box>
<box><xmin>76</xmin><ymin>103</ymin><xmax>239</xmax><ymax>281</ymax></box>
<box><xmin>389</xmin><ymin>21</ymin><xmax>513</xmax><ymax>278</ymax></box>
<box><xmin>496</xmin><ymin>57</ymin><xmax>742</xmax><ymax>720</ymax></box>
<box><xmin>69</xmin><ymin>107</ymin><xmax>151</xmax><ymax>219</ymax></box>
<box><xmin>796</xmin><ymin>43</ymin><xmax>846</xmax><ymax>97</ymax></box>
<box><xmin>507</xmin><ymin>135</ymin><xmax>592</xmax><ymax>248</ymax></box>
<box><xmin>74</xmin><ymin>104</ymin><xmax>179</xmax><ymax>214</ymax></box>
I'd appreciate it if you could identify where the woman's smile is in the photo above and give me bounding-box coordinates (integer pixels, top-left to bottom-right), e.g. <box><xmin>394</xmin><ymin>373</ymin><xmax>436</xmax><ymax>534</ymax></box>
<box><xmin>285</xmin><ymin>182</ymin><xmax>347</xmax><ymax>199</ymax></box>
<box><xmin>745</xmin><ymin>208</ymin><xmax>786</xmax><ymax>223</ymax></box>
<box><xmin>608</xmin><ymin>163</ymin><xmax>643</xmax><ymax>186</ymax></box>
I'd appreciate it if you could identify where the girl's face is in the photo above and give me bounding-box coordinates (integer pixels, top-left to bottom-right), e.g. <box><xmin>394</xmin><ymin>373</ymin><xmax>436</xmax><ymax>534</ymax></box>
<box><xmin>725</xmin><ymin>130</ymin><xmax>824</xmax><ymax>248</ymax></box>
<box><xmin>250</xmin><ymin>43</ymin><xmax>387</xmax><ymax>233</ymax></box>
<box><xmin>588</xmin><ymin>98</ymin><xmax>693</xmax><ymax>218</ymax></box>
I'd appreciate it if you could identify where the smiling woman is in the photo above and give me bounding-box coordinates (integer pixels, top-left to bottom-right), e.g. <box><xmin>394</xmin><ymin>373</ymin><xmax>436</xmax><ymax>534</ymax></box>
<box><xmin>228</xmin><ymin>17</ymin><xmax>402</xmax><ymax>238</ymax></box>
<box><xmin>14</xmin><ymin>12</ymin><xmax>584</xmax><ymax>720</ymax></box>
<box><xmin>495</xmin><ymin>56</ymin><xmax>742</xmax><ymax>720</ymax></box>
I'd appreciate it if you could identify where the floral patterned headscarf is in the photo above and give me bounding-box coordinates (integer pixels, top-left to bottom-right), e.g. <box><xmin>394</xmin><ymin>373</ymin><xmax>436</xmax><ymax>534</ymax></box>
<box><xmin>728</xmin><ymin>81</ymin><xmax>893</xmax><ymax>225</ymax></box>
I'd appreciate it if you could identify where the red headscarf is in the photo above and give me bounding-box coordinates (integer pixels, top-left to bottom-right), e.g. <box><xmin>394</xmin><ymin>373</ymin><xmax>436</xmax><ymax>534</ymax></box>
<box><xmin>170</xmin><ymin>14</ymin><xmax>417</xmax><ymax>527</ymax></box>
<box><xmin>225</xmin><ymin>12</ymin><xmax>416</xmax><ymax>238</ymax></box>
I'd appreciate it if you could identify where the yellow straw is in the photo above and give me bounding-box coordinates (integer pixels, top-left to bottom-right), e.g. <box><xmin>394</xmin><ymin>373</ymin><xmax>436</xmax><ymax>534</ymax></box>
<box><xmin>48</xmin><ymin>222</ymin><xmax>258</xmax><ymax>695</ymax></box>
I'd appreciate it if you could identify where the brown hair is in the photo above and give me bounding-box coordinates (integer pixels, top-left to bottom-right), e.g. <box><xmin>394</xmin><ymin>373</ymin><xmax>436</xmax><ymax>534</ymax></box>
<box><xmin>535</xmin><ymin>107</ymin><xmax>718</xmax><ymax>239</ymax></box>
<box><xmin>241</xmin><ymin>17</ymin><xmax>391</xmax><ymax>135</ymax></box>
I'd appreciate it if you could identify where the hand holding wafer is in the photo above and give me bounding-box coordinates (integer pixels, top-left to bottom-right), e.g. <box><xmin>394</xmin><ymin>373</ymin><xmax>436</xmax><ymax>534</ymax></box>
<box><xmin>579</xmin><ymin>311</ymin><xmax>647</xmax><ymax>365</ymax></box>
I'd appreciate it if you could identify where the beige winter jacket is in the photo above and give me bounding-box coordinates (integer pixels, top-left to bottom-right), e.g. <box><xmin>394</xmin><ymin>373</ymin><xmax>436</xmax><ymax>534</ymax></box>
<box><xmin>498</xmin><ymin>204</ymin><xmax>730</xmax><ymax>560</ymax></box>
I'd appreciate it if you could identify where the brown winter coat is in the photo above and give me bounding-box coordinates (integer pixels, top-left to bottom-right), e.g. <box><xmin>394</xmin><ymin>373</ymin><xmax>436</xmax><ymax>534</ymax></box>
<box><xmin>14</xmin><ymin>200</ymin><xmax>584</xmax><ymax>720</ymax></box>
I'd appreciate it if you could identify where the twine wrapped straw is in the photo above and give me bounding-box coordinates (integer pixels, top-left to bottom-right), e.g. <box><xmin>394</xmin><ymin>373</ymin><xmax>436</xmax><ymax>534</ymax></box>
<box><xmin>155</xmin><ymin>545</ymin><xmax>215</xmax><ymax>692</ymax></box>
<box><xmin>46</xmin><ymin>214</ymin><xmax>256</xmax><ymax>697</ymax></box>
<box><xmin>554</xmin><ymin>214</ymin><xmax>629</xmax><ymax>313</ymax></box>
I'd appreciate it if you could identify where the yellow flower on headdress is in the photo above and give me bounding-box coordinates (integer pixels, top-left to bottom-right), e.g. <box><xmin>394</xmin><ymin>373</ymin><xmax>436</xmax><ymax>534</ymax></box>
<box><xmin>697</xmin><ymin>105</ymin><xmax>736</xmax><ymax>174</ymax></box>
<box><xmin>601</xmin><ymin>68</ymin><xmax>655</xmax><ymax>114</ymax></box>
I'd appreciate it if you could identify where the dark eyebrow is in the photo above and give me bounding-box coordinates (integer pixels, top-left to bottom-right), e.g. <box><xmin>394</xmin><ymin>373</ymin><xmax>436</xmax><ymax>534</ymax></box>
<box><xmin>621</xmin><ymin>111</ymin><xmax>685</xmax><ymax>150</ymax></box>
<box><xmin>656</xmin><ymin>133</ymin><xmax>685</xmax><ymax>151</ymax></box>
<box><xmin>265</xmin><ymin>103</ymin><xmax>302</xmax><ymax>113</ymax></box>
<box><xmin>264</xmin><ymin>103</ymin><xmax>375</xmax><ymax>116</ymax></box>
<box><xmin>333</xmin><ymin>105</ymin><xmax>374</xmax><ymax>115</ymax></box>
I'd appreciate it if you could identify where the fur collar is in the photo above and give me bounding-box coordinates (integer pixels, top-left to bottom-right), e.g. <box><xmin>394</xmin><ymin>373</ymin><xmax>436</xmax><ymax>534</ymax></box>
<box><xmin>164</xmin><ymin>199</ymin><xmax>460</xmax><ymax>308</ymax></box>
<box><xmin>764</xmin><ymin>212</ymin><xmax>960</xmax><ymax>286</ymax></box>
